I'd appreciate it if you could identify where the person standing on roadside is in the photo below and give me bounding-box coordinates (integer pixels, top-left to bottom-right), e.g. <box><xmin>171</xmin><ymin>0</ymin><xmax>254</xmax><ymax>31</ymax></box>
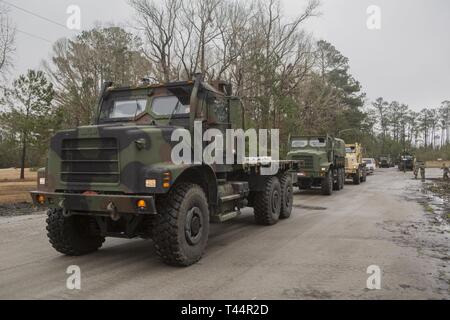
<box><xmin>442</xmin><ymin>163</ymin><xmax>449</xmax><ymax>180</ymax></box>
<box><xmin>419</xmin><ymin>162</ymin><xmax>426</xmax><ymax>181</ymax></box>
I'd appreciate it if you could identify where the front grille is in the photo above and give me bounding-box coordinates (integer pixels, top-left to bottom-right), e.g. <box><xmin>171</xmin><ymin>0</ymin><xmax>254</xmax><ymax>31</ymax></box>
<box><xmin>293</xmin><ymin>155</ymin><xmax>313</xmax><ymax>169</ymax></box>
<box><xmin>61</xmin><ymin>138</ymin><xmax>119</xmax><ymax>183</ymax></box>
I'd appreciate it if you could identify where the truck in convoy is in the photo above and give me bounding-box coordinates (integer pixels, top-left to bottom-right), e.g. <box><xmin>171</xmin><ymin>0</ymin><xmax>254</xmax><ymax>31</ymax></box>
<box><xmin>345</xmin><ymin>143</ymin><xmax>367</xmax><ymax>185</ymax></box>
<box><xmin>286</xmin><ymin>135</ymin><xmax>346</xmax><ymax>195</ymax></box>
<box><xmin>379</xmin><ymin>155</ymin><xmax>394</xmax><ymax>168</ymax></box>
<box><xmin>30</xmin><ymin>74</ymin><xmax>299</xmax><ymax>266</ymax></box>
<box><xmin>398</xmin><ymin>152</ymin><xmax>415</xmax><ymax>171</ymax></box>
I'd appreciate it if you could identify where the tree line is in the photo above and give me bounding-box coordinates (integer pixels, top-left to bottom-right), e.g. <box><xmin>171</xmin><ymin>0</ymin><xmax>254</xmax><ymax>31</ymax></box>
<box><xmin>368</xmin><ymin>98</ymin><xmax>450</xmax><ymax>159</ymax></box>
<box><xmin>0</xmin><ymin>0</ymin><xmax>447</xmax><ymax>177</ymax></box>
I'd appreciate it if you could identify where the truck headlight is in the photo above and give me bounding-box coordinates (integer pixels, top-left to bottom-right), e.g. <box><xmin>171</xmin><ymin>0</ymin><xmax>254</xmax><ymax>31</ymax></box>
<box><xmin>321</xmin><ymin>167</ymin><xmax>327</xmax><ymax>171</ymax></box>
<box><xmin>39</xmin><ymin>178</ymin><xmax>46</xmax><ymax>185</ymax></box>
<box><xmin>37</xmin><ymin>194</ymin><xmax>46</xmax><ymax>204</ymax></box>
<box><xmin>145</xmin><ymin>179</ymin><xmax>156</xmax><ymax>188</ymax></box>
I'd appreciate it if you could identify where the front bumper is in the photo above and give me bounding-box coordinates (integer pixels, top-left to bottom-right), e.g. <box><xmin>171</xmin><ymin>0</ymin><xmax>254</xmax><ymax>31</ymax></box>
<box><xmin>295</xmin><ymin>171</ymin><xmax>324</xmax><ymax>179</ymax></box>
<box><xmin>30</xmin><ymin>191</ymin><xmax>157</xmax><ymax>215</ymax></box>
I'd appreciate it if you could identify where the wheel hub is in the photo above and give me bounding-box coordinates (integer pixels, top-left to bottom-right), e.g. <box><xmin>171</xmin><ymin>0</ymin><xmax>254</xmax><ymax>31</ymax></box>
<box><xmin>185</xmin><ymin>207</ymin><xmax>203</xmax><ymax>245</ymax></box>
<box><xmin>272</xmin><ymin>190</ymin><xmax>280</xmax><ymax>213</ymax></box>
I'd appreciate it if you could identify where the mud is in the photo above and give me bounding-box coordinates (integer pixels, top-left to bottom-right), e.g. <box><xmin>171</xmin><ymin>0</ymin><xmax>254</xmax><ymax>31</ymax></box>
<box><xmin>0</xmin><ymin>202</ymin><xmax>41</xmax><ymax>217</ymax></box>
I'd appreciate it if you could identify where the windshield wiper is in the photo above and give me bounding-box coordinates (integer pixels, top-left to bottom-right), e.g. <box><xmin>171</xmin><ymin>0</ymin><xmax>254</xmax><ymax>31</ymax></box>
<box><xmin>168</xmin><ymin>101</ymin><xmax>181</xmax><ymax>125</ymax></box>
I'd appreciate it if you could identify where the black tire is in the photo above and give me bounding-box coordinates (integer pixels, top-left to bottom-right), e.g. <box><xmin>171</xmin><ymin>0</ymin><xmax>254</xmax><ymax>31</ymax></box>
<box><xmin>353</xmin><ymin>170</ymin><xmax>361</xmax><ymax>185</ymax></box>
<box><xmin>321</xmin><ymin>171</ymin><xmax>333</xmax><ymax>195</ymax></box>
<box><xmin>279</xmin><ymin>173</ymin><xmax>293</xmax><ymax>219</ymax></box>
<box><xmin>46</xmin><ymin>208</ymin><xmax>105</xmax><ymax>256</ymax></box>
<box><xmin>333</xmin><ymin>169</ymin><xmax>340</xmax><ymax>191</ymax></box>
<box><xmin>254</xmin><ymin>177</ymin><xmax>282</xmax><ymax>225</ymax></box>
<box><xmin>336</xmin><ymin>169</ymin><xmax>341</xmax><ymax>190</ymax></box>
<box><xmin>361</xmin><ymin>169</ymin><xmax>367</xmax><ymax>182</ymax></box>
<box><xmin>153</xmin><ymin>183</ymin><xmax>209</xmax><ymax>266</ymax></box>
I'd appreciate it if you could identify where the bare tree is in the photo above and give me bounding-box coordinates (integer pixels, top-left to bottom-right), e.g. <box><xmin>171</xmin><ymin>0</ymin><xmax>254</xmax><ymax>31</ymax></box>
<box><xmin>0</xmin><ymin>4</ymin><xmax>15</xmax><ymax>78</ymax></box>
<box><xmin>372</xmin><ymin>97</ymin><xmax>389</xmax><ymax>153</ymax></box>
<box><xmin>130</xmin><ymin>0</ymin><xmax>181</xmax><ymax>82</ymax></box>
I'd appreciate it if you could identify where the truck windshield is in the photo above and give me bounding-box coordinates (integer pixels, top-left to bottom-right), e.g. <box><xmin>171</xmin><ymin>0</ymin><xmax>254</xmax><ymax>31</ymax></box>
<box><xmin>346</xmin><ymin>147</ymin><xmax>355</xmax><ymax>153</ymax></box>
<box><xmin>309</xmin><ymin>138</ymin><xmax>326</xmax><ymax>147</ymax></box>
<box><xmin>291</xmin><ymin>139</ymin><xmax>308</xmax><ymax>148</ymax></box>
<box><xmin>100</xmin><ymin>97</ymin><xmax>147</xmax><ymax>120</ymax></box>
<box><xmin>152</xmin><ymin>96</ymin><xmax>190</xmax><ymax>116</ymax></box>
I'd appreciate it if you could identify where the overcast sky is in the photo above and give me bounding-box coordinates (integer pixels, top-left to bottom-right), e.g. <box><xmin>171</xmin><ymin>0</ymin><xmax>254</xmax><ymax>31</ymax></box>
<box><xmin>3</xmin><ymin>0</ymin><xmax>450</xmax><ymax>111</ymax></box>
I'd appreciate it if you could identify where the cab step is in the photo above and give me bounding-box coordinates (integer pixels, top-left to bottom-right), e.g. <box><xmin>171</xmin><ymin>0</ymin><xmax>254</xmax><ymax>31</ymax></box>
<box><xmin>211</xmin><ymin>210</ymin><xmax>241</xmax><ymax>223</ymax></box>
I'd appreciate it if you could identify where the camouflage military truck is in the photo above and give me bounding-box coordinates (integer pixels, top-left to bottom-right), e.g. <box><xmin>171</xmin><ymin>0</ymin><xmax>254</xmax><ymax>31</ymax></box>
<box><xmin>379</xmin><ymin>155</ymin><xmax>393</xmax><ymax>168</ymax></box>
<box><xmin>398</xmin><ymin>152</ymin><xmax>415</xmax><ymax>171</ymax></box>
<box><xmin>286</xmin><ymin>135</ymin><xmax>346</xmax><ymax>195</ymax></box>
<box><xmin>30</xmin><ymin>74</ymin><xmax>298</xmax><ymax>266</ymax></box>
<box><xmin>345</xmin><ymin>143</ymin><xmax>367</xmax><ymax>185</ymax></box>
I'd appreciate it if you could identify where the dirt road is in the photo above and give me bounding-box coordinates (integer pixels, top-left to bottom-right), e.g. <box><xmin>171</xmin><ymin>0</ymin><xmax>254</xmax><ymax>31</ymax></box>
<box><xmin>0</xmin><ymin>168</ymin><xmax>448</xmax><ymax>299</ymax></box>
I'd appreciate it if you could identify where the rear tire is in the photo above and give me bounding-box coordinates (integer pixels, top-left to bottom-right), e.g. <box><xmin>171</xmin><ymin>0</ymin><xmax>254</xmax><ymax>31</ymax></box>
<box><xmin>321</xmin><ymin>171</ymin><xmax>333</xmax><ymax>195</ymax></box>
<box><xmin>361</xmin><ymin>169</ymin><xmax>367</xmax><ymax>182</ymax></box>
<box><xmin>279</xmin><ymin>173</ymin><xmax>293</xmax><ymax>219</ymax></box>
<box><xmin>254</xmin><ymin>177</ymin><xmax>282</xmax><ymax>225</ymax></box>
<box><xmin>46</xmin><ymin>208</ymin><xmax>105</xmax><ymax>256</ymax></box>
<box><xmin>153</xmin><ymin>183</ymin><xmax>209</xmax><ymax>266</ymax></box>
<box><xmin>333</xmin><ymin>169</ymin><xmax>340</xmax><ymax>191</ymax></box>
<box><xmin>353</xmin><ymin>170</ymin><xmax>361</xmax><ymax>185</ymax></box>
<box><xmin>338</xmin><ymin>169</ymin><xmax>345</xmax><ymax>190</ymax></box>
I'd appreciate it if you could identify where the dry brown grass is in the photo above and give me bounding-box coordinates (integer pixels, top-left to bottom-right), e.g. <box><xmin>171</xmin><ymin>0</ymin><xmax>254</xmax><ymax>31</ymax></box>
<box><xmin>0</xmin><ymin>168</ymin><xmax>37</xmax><ymax>204</ymax></box>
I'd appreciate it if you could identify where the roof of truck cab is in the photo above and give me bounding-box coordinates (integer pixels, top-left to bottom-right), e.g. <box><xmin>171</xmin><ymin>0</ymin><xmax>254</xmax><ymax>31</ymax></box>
<box><xmin>291</xmin><ymin>135</ymin><xmax>344</xmax><ymax>143</ymax></box>
<box><xmin>106</xmin><ymin>80</ymin><xmax>224</xmax><ymax>95</ymax></box>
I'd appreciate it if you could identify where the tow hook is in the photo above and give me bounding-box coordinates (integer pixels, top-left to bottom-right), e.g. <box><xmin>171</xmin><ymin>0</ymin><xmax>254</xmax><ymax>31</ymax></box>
<box><xmin>58</xmin><ymin>199</ymin><xmax>71</xmax><ymax>217</ymax></box>
<box><xmin>107</xmin><ymin>202</ymin><xmax>120</xmax><ymax>221</ymax></box>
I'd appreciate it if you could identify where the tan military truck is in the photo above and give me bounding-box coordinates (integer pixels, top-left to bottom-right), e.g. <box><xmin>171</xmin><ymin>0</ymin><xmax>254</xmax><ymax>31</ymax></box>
<box><xmin>345</xmin><ymin>143</ymin><xmax>367</xmax><ymax>185</ymax></box>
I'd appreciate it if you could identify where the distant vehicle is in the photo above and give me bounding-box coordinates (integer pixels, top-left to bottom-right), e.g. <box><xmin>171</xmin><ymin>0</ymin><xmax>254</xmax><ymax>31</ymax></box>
<box><xmin>287</xmin><ymin>135</ymin><xmax>346</xmax><ymax>195</ymax></box>
<box><xmin>363</xmin><ymin>158</ymin><xmax>376</xmax><ymax>174</ymax></box>
<box><xmin>398</xmin><ymin>153</ymin><xmax>416</xmax><ymax>171</ymax></box>
<box><xmin>379</xmin><ymin>155</ymin><xmax>394</xmax><ymax>168</ymax></box>
<box><xmin>345</xmin><ymin>143</ymin><xmax>367</xmax><ymax>184</ymax></box>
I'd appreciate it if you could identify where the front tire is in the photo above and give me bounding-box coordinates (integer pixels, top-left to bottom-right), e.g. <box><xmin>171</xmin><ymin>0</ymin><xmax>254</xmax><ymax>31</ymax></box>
<box><xmin>353</xmin><ymin>170</ymin><xmax>361</xmax><ymax>185</ymax></box>
<box><xmin>153</xmin><ymin>183</ymin><xmax>209</xmax><ymax>266</ymax></box>
<box><xmin>321</xmin><ymin>171</ymin><xmax>333</xmax><ymax>195</ymax></box>
<box><xmin>254</xmin><ymin>177</ymin><xmax>282</xmax><ymax>225</ymax></box>
<box><xmin>46</xmin><ymin>209</ymin><xmax>105</xmax><ymax>256</ymax></box>
<box><xmin>361</xmin><ymin>168</ymin><xmax>367</xmax><ymax>182</ymax></box>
